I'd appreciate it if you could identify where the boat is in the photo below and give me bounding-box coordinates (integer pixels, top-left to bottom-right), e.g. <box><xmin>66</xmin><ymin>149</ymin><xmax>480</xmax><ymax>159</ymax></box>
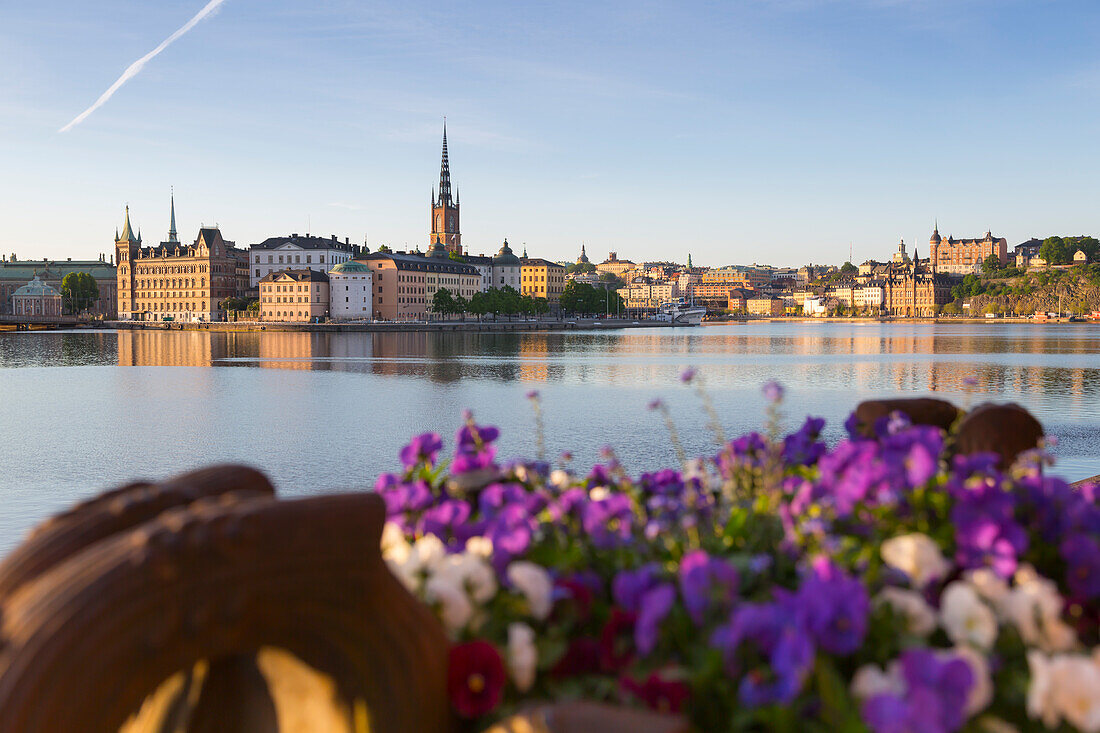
<box><xmin>654</xmin><ymin>299</ymin><xmax>705</xmax><ymax>326</ymax></box>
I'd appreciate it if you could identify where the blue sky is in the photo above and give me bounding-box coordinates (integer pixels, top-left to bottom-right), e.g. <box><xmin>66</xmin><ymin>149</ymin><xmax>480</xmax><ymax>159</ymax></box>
<box><xmin>4</xmin><ymin>0</ymin><xmax>1100</xmax><ymax>267</ymax></box>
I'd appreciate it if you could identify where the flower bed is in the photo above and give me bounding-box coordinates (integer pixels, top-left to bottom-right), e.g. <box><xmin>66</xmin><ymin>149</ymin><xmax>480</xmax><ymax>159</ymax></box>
<box><xmin>377</xmin><ymin>382</ymin><xmax>1100</xmax><ymax>732</ymax></box>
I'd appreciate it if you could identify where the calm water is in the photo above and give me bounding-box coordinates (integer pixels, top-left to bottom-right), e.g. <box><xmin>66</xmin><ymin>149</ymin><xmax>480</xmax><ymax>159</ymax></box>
<box><xmin>1</xmin><ymin>323</ymin><xmax>1099</xmax><ymax>556</ymax></box>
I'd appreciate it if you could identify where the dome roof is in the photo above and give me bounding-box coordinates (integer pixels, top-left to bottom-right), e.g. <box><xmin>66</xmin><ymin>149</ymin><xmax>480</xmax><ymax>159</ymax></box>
<box><xmin>930</xmin><ymin>230</ymin><xmax>941</xmax><ymax>244</ymax></box>
<box><xmin>492</xmin><ymin>239</ymin><xmax>521</xmax><ymax>265</ymax></box>
<box><xmin>330</xmin><ymin>260</ymin><xmax>372</xmax><ymax>273</ymax></box>
<box><xmin>14</xmin><ymin>274</ymin><xmax>60</xmax><ymax>298</ymax></box>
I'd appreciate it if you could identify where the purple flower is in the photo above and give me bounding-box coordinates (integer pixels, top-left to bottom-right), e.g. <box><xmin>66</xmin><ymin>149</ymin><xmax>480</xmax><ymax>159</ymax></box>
<box><xmin>451</xmin><ymin>422</ymin><xmax>500</xmax><ymax>474</ymax></box>
<box><xmin>612</xmin><ymin>564</ymin><xmax>663</xmax><ymax>611</ymax></box>
<box><xmin>862</xmin><ymin>650</ymin><xmax>973</xmax><ymax>733</ymax></box>
<box><xmin>762</xmin><ymin>380</ymin><xmax>784</xmax><ymax>403</ymax></box>
<box><xmin>635</xmin><ymin>583</ymin><xmax>676</xmax><ymax>656</ymax></box>
<box><xmin>711</xmin><ymin>595</ymin><xmax>815</xmax><ymax>708</ymax></box>
<box><xmin>418</xmin><ymin>498</ymin><xmax>472</xmax><ymax>550</ymax></box>
<box><xmin>679</xmin><ymin>550</ymin><xmax>739</xmax><ymax>626</ymax></box>
<box><xmin>582</xmin><ymin>493</ymin><xmax>634</xmax><ymax>549</ymax></box>
<box><xmin>485</xmin><ymin>504</ymin><xmax>535</xmax><ymax>560</ymax></box>
<box><xmin>647</xmin><ymin>398</ymin><xmax>664</xmax><ymax>411</ymax></box>
<box><xmin>797</xmin><ymin>557</ymin><xmax>869</xmax><ymax>656</ymax></box>
<box><xmin>399</xmin><ymin>432</ymin><xmax>443</xmax><ymax>468</ymax></box>
<box><xmin>525</xmin><ymin>389</ymin><xmax>540</xmax><ymax>400</ymax></box>
<box><xmin>782</xmin><ymin>416</ymin><xmax>826</xmax><ymax>466</ymax></box>
<box><xmin>680</xmin><ymin>367</ymin><xmax>697</xmax><ymax>384</ymax></box>
<box><xmin>951</xmin><ymin>479</ymin><xmax>1027</xmax><ymax>578</ymax></box>
<box><xmin>1061</xmin><ymin>533</ymin><xmax>1100</xmax><ymax>600</ymax></box>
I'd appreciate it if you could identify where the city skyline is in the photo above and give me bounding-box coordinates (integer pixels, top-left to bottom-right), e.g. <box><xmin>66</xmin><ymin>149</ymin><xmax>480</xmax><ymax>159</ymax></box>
<box><xmin>6</xmin><ymin>1</ymin><xmax>1100</xmax><ymax>266</ymax></box>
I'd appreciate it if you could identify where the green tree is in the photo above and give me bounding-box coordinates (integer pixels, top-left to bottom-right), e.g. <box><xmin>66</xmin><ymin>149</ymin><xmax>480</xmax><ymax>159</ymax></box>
<box><xmin>377</xmin><ymin>244</ymin><xmax>392</xmax><ymax>253</ymax></box>
<box><xmin>468</xmin><ymin>292</ymin><xmax>489</xmax><ymax>319</ymax></box>
<box><xmin>566</xmin><ymin>262</ymin><xmax>596</xmax><ymax>275</ymax></box>
<box><xmin>60</xmin><ymin>272</ymin><xmax>99</xmax><ymax>314</ymax></box>
<box><xmin>839</xmin><ymin>261</ymin><xmax>858</xmax><ymax>275</ymax></box>
<box><xmin>981</xmin><ymin>254</ymin><xmax>1002</xmax><ymax>275</ymax></box>
<box><xmin>430</xmin><ymin>287</ymin><xmax>457</xmax><ymax>317</ymax></box>
<box><xmin>453</xmin><ymin>294</ymin><xmax>469</xmax><ymax>317</ymax></box>
<box><xmin>447</xmin><ymin>251</ymin><xmax>465</xmax><ymax>263</ymax></box>
<box><xmin>1039</xmin><ymin>236</ymin><xmax>1069</xmax><ymax>266</ymax></box>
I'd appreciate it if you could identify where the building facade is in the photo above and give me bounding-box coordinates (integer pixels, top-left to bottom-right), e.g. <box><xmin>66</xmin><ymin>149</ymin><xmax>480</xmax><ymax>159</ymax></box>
<box><xmin>249</xmin><ymin>235</ymin><xmax>358</xmax><ymax>287</ymax></box>
<box><xmin>882</xmin><ymin>252</ymin><xmax>953</xmax><ymax>317</ymax></box>
<box><xmin>328</xmin><ymin>260</ymin><xmax>374</xmax><ymax>320</ymax></box>
<box><xmin>747</xmin><ymin>297</ymin><xmax>784</xmax><ymax>317</ymax></box>
<box><xmin>10</xmin><ymin>274</ymin><xmax>62</xmax><ymax>317</ymax></box>
<box><xmin>360</xmin><ymin>248</ymin><xmax>481</xmax><ymax>321</ymax></box>
<box><xmin>1</xmin><ymin>255</ymin><xmax>116</xmax><ymax>317</ymax></box>
<box><xmin>597</xmin><ymin>252</ymin><xmax>636</xmax><ymax>277</ymax></box>
<box><xmin>930</xmin><ymin>226</ymin><xmax>1008</xmax><ymax>274</ymax></box>
<box><xmin>490</xmin><ymin>240</ymin><xmax>522</xmax><ymax>290</ymax></box>
<box><xmin>115</xmin><ymin>205</ymin><xmax>248</xmax><ymax>322</ymax></box>
<box><xmin>259</xmin><ymin>269</ymin><xmax>330</xmax><ymax>322</ymax></box>
<box><xmin>520</xmin><ymin>257</ymin><xmax>567</xmax><ymax>304</ymax></box>
<box><xmin>430</xmin><ymin>124</ymin><xmax>462</xmax><ymax>254</ymax></box>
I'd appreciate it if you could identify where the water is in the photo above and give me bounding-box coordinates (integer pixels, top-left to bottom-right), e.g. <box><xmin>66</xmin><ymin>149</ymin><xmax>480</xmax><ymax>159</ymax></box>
<box><xmin>1</xmin><ymin>322</ymin><xmax>1099</xmax><ymax>556</ymax></box>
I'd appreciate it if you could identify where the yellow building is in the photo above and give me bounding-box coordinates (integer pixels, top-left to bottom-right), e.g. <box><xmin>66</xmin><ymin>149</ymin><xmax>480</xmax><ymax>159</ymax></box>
<box><xmin>259</xmin><ymin>269</ymin><xmax>330</xmax><ymax>322</ymax></box>
<box><xmin>520</xmin><ymin>257</ymin><xmax>567</xmax><ymax>304</ymax></box>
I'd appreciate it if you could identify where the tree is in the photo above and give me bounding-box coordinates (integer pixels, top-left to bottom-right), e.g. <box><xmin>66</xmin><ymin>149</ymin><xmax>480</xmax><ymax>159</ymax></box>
<box><xmin>1039</xmin><ymin>236</ymin><xmax>1069</xmax><ymax>266</ymax></box>
<box><xmin>430</xmin><ymin>288</ymin><xmax>457</xmax><ymax>317</ymax></box>
<box><xmin>453</xmin><ymin>294</ymin><xmax>469</xmax><ymax>317</ymax></box>
<box><xmin>981</xmin><ymin>254</ymin><xmax>1002</xmax><ymax>275</ymax></box>
<box><xmin>60</xmin><ymin>272</ymin><xmax>99</xmax><ymax>314</ymax></box>
<box><xmin>377</xmin><ymin>244</ymin><xmax>392</xmax><ymax>253</ymax></box>
<box><xmin>448</xmin><ymin>251</ymin><xmax>465</xmax><ymax>263</ymax></box>
<box><xmin>468</xmin><ymin>292</ymin><xmax>490</xmax><ymax>320</ymax></box>
<box><xmin>560</xmin><ymin>280</ymin><xmax>585</xmax><ymax>315</ymax></box>
<box><xmin>566</xmin><ymin>262</ymin><xmax>596</xmax><ymax>275</ymax></box>
<box><xmin>839</xmin><ymin>261</ymin><xmax>858</xmax><ymax>275</ymax></box>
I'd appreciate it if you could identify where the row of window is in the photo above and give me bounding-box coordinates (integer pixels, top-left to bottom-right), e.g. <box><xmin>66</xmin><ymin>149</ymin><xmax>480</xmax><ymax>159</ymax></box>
<box><xmin>255</xmin><ymin>253</ymin><xmax>344</xmax><ymax>265</ymax></box>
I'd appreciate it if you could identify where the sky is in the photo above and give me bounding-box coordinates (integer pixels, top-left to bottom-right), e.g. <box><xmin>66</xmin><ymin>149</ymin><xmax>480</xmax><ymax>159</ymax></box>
<box><xmin>4</xmin><ymin>0</ymin><xmax>1100</xmax><ymax>268</ymax></box>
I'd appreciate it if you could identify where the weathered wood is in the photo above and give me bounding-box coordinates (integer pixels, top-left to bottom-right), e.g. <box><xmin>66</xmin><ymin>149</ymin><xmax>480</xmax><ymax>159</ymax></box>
<box><xmin>955</xmin><ymin>402</ymin><xmax>1045</xmax><ymax>469</ymax></box>
<box><xmin>486</xmin><ymin>701</ymin><xmax>689</xmax><ymax>733</ymax></box>
<box><xmin>852</xmin><ymin>398</ymin><xmax>961</xmax><ymax>437</ymax></box>
<box><xmin>0</xmin><ymin>487</ymin><xmax>452</xmax><ymax>733</ymax></box>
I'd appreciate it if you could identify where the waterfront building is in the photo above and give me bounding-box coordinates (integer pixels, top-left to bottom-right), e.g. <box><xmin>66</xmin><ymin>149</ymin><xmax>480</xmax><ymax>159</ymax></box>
<box><xmin>747</xmin><ymin>296</ymin><xmax>784</xmax><ymax>317</ymax></box>
<box><xmin>597</xmin><ymin>252</ymin><xmax>636</xmax><ymax>277</ymax></box>
<box><xmin>929</xmin><ymin>225</ymin><xmax>1008</xmax><ymax>274</ymax></box>
<box><xmin>10</xmin><ymin>274</ymin><xmax>62</xmax><ymax>317</ymax></box>
<box><xmin>701</xmin><ymin>267</ymin><xmax>771</xmax><ymax>290</ymax></box>
<box><xmin>491</xmin><ymin>240</ymin><xmax>522</xmax><ymax>289</ymax></box>
<box><xmin>115</xmin><ymin>203</ymin><xmax>248</xmax><ymax>322</ymax></box>
<box><xmin>1</xmin><ymin>255</ymin><xmax>116</xmax><ymax>317</ymax></box>
<box><xmin>617</xmin><ymin>280</ymin><xmax>678</xmax><ymax>309</ymax></box>
<box><xmin>430</xmin><ymin>124</ymin><xmax>462</xmax><ymax>254</ymax></box>
<box><xmin>359</xmin><ymin>247</ymin><xmax>480</xmax><ymax>321</ymax></box>
<box><xmin>520</xmin><ymin>257</ymin><xmax>567</xmax><ymax>304</ymax></box>
<box><xmin>328</xmin><ymin>260</ymin><xmax>374</xmax><ymax>320</ymax></box>
<box><xmin>726</xmin><ymin>287</ymin><xmax>753</xmax><ymax>313</ymax></box>
<box><xmin>830</xmin><ymin>284</ymin><xmax>855</xmax><ymax>307</ymax></box>
<box><xmin>882</xmin><ymin>249</ymin><xmax>953</xmax><ymax>317</ymax></box>
<box><xmin>248</xmin><ymin>234</ymin><xmax>358</xmax><ymax>287</ymax></box>
<box><xmin>259</xmin><ymin>269</ymin><xmax>330</xmax><ymax>322</ymax></box>
<box><xmin>854</xmin><ymin>283</ymin><xmax>885</xmax><ymax>312</ymax></box>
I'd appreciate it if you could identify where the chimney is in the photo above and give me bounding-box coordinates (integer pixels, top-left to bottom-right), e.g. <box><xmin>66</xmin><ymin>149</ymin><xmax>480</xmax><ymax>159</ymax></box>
<box><xmin>292</xmin><ymin>233</ymin><xmax>298</xmax><ymax>238</ymax></box>
<box><xmin>67</xmin><ymin>257</ymin><xmax>72</xmax><ymax>261</ymax></box>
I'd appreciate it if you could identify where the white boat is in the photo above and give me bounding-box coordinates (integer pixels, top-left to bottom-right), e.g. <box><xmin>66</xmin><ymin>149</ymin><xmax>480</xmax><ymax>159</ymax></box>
<box><xmin>655</xmin><ymin>299</ymin><xmax>705</xmax><ymax>326</ymax></box>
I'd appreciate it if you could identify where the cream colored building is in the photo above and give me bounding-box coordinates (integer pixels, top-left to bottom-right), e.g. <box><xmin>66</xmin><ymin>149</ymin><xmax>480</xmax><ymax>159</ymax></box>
<box><xmin>259</xmin><ymin>269</ymin><xmax>330</xmax><ymax>322</ymax></box>
<box><xmin>747</xmin><ymin>297</ymin><xmax>784</xmax><ymax>317</ymax></box>
<box><xmin>328</xmin><ymin>260</ymin><xmax>374</xmax><ymax>320</ymax></box>
<box><xmin>11</xmin><ymin>274</ymin><xmax>62</xmax><ymax>317</ymax></box>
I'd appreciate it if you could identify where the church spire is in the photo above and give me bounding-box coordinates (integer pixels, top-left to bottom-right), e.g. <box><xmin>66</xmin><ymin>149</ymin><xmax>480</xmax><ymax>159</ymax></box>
<box><xmin>438</xmin><ymin>121</ymin><xmax>452</xmax><ymax>205</ymax></box>
<box><xmin>168</xmin><ymin>187</ymin><xmax>178</xmax><ymax>243</ymax></box>
<box><xmin>118</xmin><ymin>205</ymin><xmax>140</xmax><ymax>243</ymax></box>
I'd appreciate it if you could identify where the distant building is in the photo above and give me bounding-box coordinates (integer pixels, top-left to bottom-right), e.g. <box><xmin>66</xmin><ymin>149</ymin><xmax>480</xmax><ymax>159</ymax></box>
<box><xmin>490</xmin><ymin>240</ymin><xmax>522</xmax><ymax>290</ymax></box>
<box><xmin>929</xmin><ymin>225</ymin><xmax>1008</xmax><ymax>274</ymax></box>
<box><xmin>1</xmin><ymin>255</ymin><xmax>116</xmax><ymax>317</ymax></box>
<box><xmin>10</xmin><ymin>274</ymin><xmax>62</xmax><ymax>317</ymax></box>
<box><xmin>747</xmin><ymin>297</ymin><xmax>784</xmax><ymax>317</ymax></box>
<box><xmin>882</xmin><ymin>249</ymin><xmax>953</xmax><ymax>317</ymax></box>
<box><xmin>259</xmin><ymin>269</ymin><xmax>330</xmax><ymax>322</ymax></box>
<box><xmin>576</xmin><ymin>244</ymin><xmax>590</xmax><ymax>265</ymax></box>
<box><xmin>1014</xmin><ymin>239</ymin><xmax>1042</xmax><ymax>268</ymax></box>
<box><xmin>248</xmin><ymin>234</ymin><xmax>357</xmax><ymax>287</ymax></box>
<box><xmin>115</xmin><ymin>201</ymin><xmax>247</xmax><ymax>322</ymax></box>
<box><xmin>726</xmin><ymin>287</ymin><xmax>753</xmax><ymax>312</ymax></box>
<box><xmin>359</xmin><ymin>247</ymin><xmax>480</xmax><ymax>321</ymax></box>
<box><xmin>892</xmin><ymin>240</ymin><xmax>911</xmax><ymax>264</ymax></box>
<box><xmin>1074</xmin><ymin>249</ymin><xmax>1089</xmax><ymax>264</ymax></box>
<box><xmin>328</xmin><ymin>260</ymin><xmax>374</xmax><ymax>321</ymax></box>
<box><xmin>617</xmin><ymin>280</ymin><xmax>677</xmax><ymax>309</ymax></box>
<box><xmin>701</xmin><ymin>267</ymin><xmax>771</xmax><ymax>290</ymax></box>
<box><xmin>520</xmin><ymin>257</ymin><xmax>567</xmax><ymax>305</ymax></box>
<box><xmin>430</xmin><ymin>124</ymin><xmax>462</xmax><ymax>254</ymax></box>
<box><xmin>597</xmin><ymin>252</ymin><xmax>636</xmax><ymax>277</ymax></box>
<box><xmin>854</xmin><ymin>283</ymin><xmax>885</xmax><ymax>311</ymax></box>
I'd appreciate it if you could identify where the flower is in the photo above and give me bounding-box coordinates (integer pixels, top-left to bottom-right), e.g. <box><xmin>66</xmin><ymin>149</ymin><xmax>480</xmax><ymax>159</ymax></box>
<box><xmin>1000</xmin><ymin>566</ymin><xmax>1076</xmax><ymax>652</ymax></box>
<box><xmin>506</xmin><ymin>623</ymin><xmax>538</xmax><ymax>692</ymax></box>
<box><xmin>851</xmin><ymin>662</ymin><xmax>904</xmax><ymax>701</ymax></box>
<box><xmin>949</xmin><ymin>646</ymin><xmax>992</xmax><ymax>716</ymax></box>
<box><xmin>448</xmin><ymin>640</ymin><xmax>506</xmax><ymax>718</ymax></box>
<box><xmin>1060</xmin><ymin>533</ymin><xmax>1100</xmax><ymax>600</ymax></box>
<box><xmin>861</xmin><ymin>649</ymin><xmax>973</xmax><ymax>733</ymax></box>
<box><xmin>762</xmin><ymin>380</ymin><xmax>784</xmax><ymax>403</ymax></box>
<box><xmin>679</xmin><ymin>550</ymin><xmax>740</xmax><ymax>626</ymax></box>
<box><xmin>635</xmin><ymin>583</ymin><xmax>676</xmax><ymax>656</ymax></box>
<box><xmin>881</xmin><ymin>533</ymin><xmax>951</xmax><ymax>589</ymax></box>
<box><xmin>425</xmin><ymin>573</ymin><xmax>474</xmax><ymax>632</ymax></box>
<box><xmin>621</xmin><ymin>672</ymin><xmax>691</xmax><ymax>714</ymax></box>
<box><xmin>435</xmin><ymin>551</ymin><xmax>498</xmax><ymax>604</ymax></box>
<box><xmin>874</xmin><ymin>587</ymin><xmax>937</xmax><ymax>637</ymax></box>
<box><xmin>798</xmin><ymin>557</ymin><xmax>869</xmax><ymax>655</ymax></box>
<box><xmin>507</xmin><ymin>561</ymin><xmax>554</xmax><ymax>620</ymax></box>
<box><xmin>525</xmin><ymin>390</ymin><xmax>540</xmax><ymax>400</ymax></box>
<box><xmin>551</xmin><ymin>637</ymin><xmax>601</xmax><ymax>678</ymax></box>
<box><xmin>951</xmin><ymin>479</ymin><xmax>1028</xmax><ymax>578</ymax></box>
<box><xmin>679</xmin><ymin>367</ymin><xmax>696</xmax><ymax>383</ymax></box>
<box><xmin>399</xmin><ymin>432</ymin><xmax>443</xmax><ymax>468</ymax></box>
<box><xmin>939</xmin><ymin>581</ymin><xmax>998</xmax><ymax>650</ymax></box>
<box><xmin>1043</xmin><ymin>654</ymin><xmax>1100</xmax><ymax>732</ymax></box>
<box><xmin>647</xmin><ymin>398</ymin><xmax>664</xmax><ymax>411</ymax></box>
<box><xmin>599</xmin><ymin>609</ymin><xmax>637</xmax><ymax>672</ymax></box>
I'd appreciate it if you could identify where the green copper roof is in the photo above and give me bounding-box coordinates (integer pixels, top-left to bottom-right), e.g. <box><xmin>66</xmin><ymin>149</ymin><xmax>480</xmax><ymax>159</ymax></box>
<box><xmin>330</xmin><ymin>260</ymin><xmax>372</xmax><ymax>273</ymax></box>
<box><xmin>117</xmin><ymin>206</ymin><xmax>141</xmax><ymax>243</ymax></box>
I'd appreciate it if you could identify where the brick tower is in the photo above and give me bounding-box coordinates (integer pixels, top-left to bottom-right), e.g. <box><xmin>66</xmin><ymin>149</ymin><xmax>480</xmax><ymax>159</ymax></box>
<box><xmin>430</xmin><ymin>123</ymin><xmax>461</xmax><ymax>254</ymax></box>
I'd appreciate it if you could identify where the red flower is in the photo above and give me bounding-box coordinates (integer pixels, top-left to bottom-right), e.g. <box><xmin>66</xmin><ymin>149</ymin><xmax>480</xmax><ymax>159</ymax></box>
<box><xmin>550</xmin><ymin>636</ymin><xmax>601</xmax><ymax>678</ymax></box>
<box><xmin>554</xmin><ymin>578</ymin><xmax>595</xmax><ymax>621</ymax></box>
<box><xmin>620</xmin><ymin>672</ymin><xmax>691</xmax><ymax>714</ymax></box>
<box><xmin>448</xmin><ymin>640</ymin><xmax>506</xmax><ymax>719</ymax></box>
<box><xmin>599</xmin><ymin>608</ymin><xmax>637</xmax><ymax>673</ymax></box>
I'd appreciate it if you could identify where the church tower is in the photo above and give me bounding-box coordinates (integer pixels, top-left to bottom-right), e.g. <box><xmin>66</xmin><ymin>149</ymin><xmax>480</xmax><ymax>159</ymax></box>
<box><xmin>115</xmin><ymin>205</ymin><xmax>142</xmax><ymax>320</ymax></box>
<box><xmin>430</xmin><ymin>123</ymin><xmax>461</xmax><ymax>254</ymax></box>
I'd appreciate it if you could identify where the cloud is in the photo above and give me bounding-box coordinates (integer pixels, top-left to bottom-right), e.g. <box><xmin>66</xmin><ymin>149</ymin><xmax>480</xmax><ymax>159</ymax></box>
<box><xmin>59</xmin><ymin>0</ymin><xmax>228</xmax><ymax>133</ymax></box>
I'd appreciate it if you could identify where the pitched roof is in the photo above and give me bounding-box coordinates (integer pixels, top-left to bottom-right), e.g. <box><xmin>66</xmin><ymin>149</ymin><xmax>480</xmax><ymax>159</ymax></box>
<box><xmin>521</xmin><ymin>257</ymin><xmax>566</xmax><ymax>269</ymax></box>
<box><xmin>250</xmin><ymin>235</ymin><xmax>355</xmax><ymax>251</ymax></box>
<box><xmin>259</xmin><ymin>268</ymin><xmax>331</xmax><ymax>283</ymax></box>
<box><xmin>359</xmin><ymin>252</ymin><xmax>479</xmax><ymax>276</ymax></box>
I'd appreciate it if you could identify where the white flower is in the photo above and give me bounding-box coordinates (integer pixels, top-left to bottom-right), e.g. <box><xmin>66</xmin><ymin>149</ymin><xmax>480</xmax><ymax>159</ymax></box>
<box><xmin>434</xmin><ymin>552</ymin><xmax>498</xmax><ymax>605</ymax></box>
<box><xmin>588</xmin><ymin>486</ymin><xmax>610</xmax><ymax>501</ymax></box>
<box><xmin>465</xmin><ymin>536</ymin><xmax>493</xmax><ymax>558</ymax></box>
<box><xmin>1048</xmin><ymin>654</ymin><xmax>1100</xmax><ymax>732</ymax></box>
<box><xmin>424</xmin><ymin>574</ymin><xmax>474</xmax><ymax>632</ymax></box>
<box><xmin>850</xmin><ymin>663</ymin><xmax>904</xmax><ymax>701</ymax></box>
<box><xmin>1027</xmin><ymin>651</ymin><xmax>1056</xmax><ymax>728</ymax></box>
<box><xmin>874</xmin><ymin>587</ymin><xmax>937</xmax><ymax>637</ymax></box>
<box><xmin>381</xmin><ymin>522</ymin><xmax>408</xmax><ymax>554</ymax></box>
<box><xmin>409</xmin><ymin>534</ymin><xmax>446</xmax><ymax>573</ymax></box>
<box><xmin>507</xmin><ymin>622</ymin><xmax>538</xmax><ymax>692</ymax></box>
<box><xmin>965</xmin><ymin>568</ymin><xmax>1010</xmax><ymax>607</ymax></box>
<box><xmin>940</xmin><ymin>581</ymin><xmax>998</xmax><ymax>650</ymax></box>
<box><xmin>881</xmin><ymin>533</ymin><xmax>951</xmax><ymax>588</ymax></box>
<box><xmin>549</xmin><ymin>469</ymin><xmax>571</xmax><ymax>488</ymax></box>
<box><xmin>507</xmin><ymin>561</ymin><xmax>554</xmax><ymax>620</ymax></box>
<box><xmin>949</xmin><ymin>646</ymin><xmax>993</xmax><ymax>716</ymax></box>
<box><xmin>1001</xmin><ymin>567</ymin><xmax>1076</xmax><ymax>652</ymax></box>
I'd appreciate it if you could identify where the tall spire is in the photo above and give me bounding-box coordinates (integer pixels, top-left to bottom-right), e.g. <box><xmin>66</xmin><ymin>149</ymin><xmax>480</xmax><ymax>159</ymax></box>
<box><xmin>168</xmin><ymin>187</ymin><xmax>178</xmax><ymax>243</ymax></box>
<box><xmin>438</xmin><ymin>120</ymin><xmax>452</xmax><ymax>205</ymax></box>
<box><xmin>118</xmin><ymin>205</ymin><xmax>140</xmax><ymax>243</ymax></box>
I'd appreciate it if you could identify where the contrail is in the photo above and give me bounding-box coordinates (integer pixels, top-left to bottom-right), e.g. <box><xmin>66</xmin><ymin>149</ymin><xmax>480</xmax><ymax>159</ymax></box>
<box><xmin>59</xmin><ymin>0</ymin><xmax>228</xmax><ymax>133</ymax></box>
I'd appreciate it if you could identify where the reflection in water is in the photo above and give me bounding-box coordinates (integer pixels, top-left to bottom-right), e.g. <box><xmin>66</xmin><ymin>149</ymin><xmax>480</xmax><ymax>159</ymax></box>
<box><xmin>1</xmin><ymin>323</ymin><xmax>1099</xmax><ymax>557</ymax></box>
